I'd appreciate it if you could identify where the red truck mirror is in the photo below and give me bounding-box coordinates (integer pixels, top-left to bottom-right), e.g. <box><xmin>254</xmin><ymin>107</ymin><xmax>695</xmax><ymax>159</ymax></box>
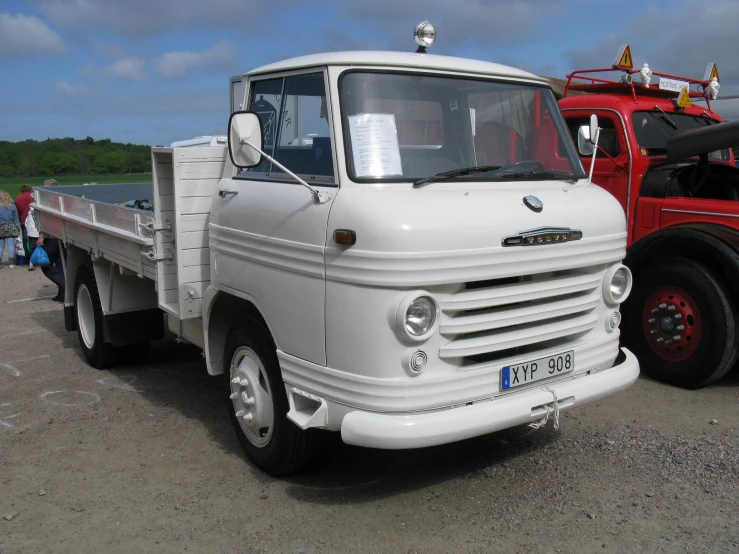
<box><xmin>577</xmin><ymin>126</ymin><xmax>594</xmax><ymax>156</ymax></box>
<box><xmin>589</xmin><ymin>114</ymin><xmax>600</xmax><ymax>146</ymax></box>
<box><xmin>576</xmin><ymin>114</ymin><xmax>601</xmax><ymax>158</ymax></box>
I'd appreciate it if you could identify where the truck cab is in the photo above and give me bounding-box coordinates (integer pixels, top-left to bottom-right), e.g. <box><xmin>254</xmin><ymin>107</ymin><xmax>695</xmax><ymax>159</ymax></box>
<box><xmin>558</xmin><ymin>48</ymin><xmax>739</xmax><ymax>388</ymax></box>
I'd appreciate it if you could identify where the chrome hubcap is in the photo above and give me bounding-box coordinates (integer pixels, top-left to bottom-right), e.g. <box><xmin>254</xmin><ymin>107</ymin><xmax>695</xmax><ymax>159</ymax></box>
<box><xmin>77</xmin><ymin>284</ymin><xmax>95</xmax><ymax>349</ymax></box>
<box><xmin>229</xmin><ymin>347</ymin><xmax>274</xmax><ymax>447</ymax></box>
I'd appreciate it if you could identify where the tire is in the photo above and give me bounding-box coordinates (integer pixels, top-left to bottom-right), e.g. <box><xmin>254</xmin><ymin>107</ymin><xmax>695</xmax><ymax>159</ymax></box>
<box><xmin>223</xmin><ymin>318</ymin><xmax>315</xmax><ymax>476</ymax></box>
<box><xmin>74</xmin><ymin>265</ymin><xmax>121</xmax><ymax>369</ymax></box>
<box><xmin>622</xmin><ymin>258</ymin><xmax>738</xmax><ymax>389</ymax></box>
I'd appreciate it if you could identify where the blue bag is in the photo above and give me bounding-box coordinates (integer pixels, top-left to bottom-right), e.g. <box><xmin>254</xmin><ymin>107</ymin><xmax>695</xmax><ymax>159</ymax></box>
<box><xmin>30</xmin><ymin>245</ymin><xmax>50</xmax><ymax>266</ymax></box>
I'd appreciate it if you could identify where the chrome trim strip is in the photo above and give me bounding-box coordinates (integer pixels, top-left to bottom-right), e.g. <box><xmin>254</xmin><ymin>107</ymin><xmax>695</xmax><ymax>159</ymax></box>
<box><xmin>661</xmin><ymin>209</ymin><xmax>739</xmax><ymax>219</ymax></box>
<box><xmin>326</xmin><ymin>233</ymin><xmax>626</xmax><ymax>287</ymax></box>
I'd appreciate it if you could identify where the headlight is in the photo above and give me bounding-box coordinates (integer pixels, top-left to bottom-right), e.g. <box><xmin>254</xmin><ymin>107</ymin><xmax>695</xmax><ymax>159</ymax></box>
<box><xmin>395</xmin><ymin>292</ymin><xmax>439</xmax><ymax>341</ymax></box>
<box><xmin>414</xmin><ymin>21</ymin><xmax>436</xmax><ymax>49</ymax></box>
<box><xmin>602</xmin><ymin>264</ymin><xmax>633</xmax><ymax>305</ymax></box>
<box><xmin>406</xmin><ymin>296</ymin><xmax>437</xmax><ymax>336</ymax></box>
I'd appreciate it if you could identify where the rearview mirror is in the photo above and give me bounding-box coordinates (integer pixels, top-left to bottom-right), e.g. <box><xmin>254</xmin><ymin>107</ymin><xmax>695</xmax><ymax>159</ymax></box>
<box><xmin>228</xmin><ymin>111</ymin><xmax>263</xmax><ymax>168</ymax></box>
<box><xmin>577</xmin><ymin>126</ymin><xmax>594</xmax><ymax>156</ymax></box>
<box><xmin>589</xmin><ymin>114</ymin><xmax>600</xmax><ymax>146</ymax></box>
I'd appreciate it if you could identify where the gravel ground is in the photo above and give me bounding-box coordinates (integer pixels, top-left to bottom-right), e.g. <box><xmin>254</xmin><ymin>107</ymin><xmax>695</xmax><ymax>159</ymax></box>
<box><xmin>1</xmin><ymin>267</ymin><xmax>738</xmax><ymax>553</ymax></box>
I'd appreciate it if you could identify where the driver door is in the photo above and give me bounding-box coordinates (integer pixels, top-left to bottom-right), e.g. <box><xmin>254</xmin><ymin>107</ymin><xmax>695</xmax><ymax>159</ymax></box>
<box><xmin>212</xmin><ymin>71</ymin><xmax>337</xmax><ymax>367</ymax></box>
<box><xmin>563</xmin><ymin>111</ymin><xmax>630</xmax><ymax>211</ymax></box>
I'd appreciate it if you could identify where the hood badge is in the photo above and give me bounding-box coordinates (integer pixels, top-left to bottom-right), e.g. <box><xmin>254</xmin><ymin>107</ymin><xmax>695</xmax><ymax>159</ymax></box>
<box><xmin>502</xmin><ymin>227</ymin><xmax>583</xmax><ymax>247</ymax></box>
<box><xmin>523</xmin><ymin>195</ymin><xmax>543</xmax><ymax>213</ymax></box>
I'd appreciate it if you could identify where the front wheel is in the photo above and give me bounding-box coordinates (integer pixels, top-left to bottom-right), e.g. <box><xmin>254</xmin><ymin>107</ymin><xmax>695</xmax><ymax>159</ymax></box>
<box><xmin>224</xmin><ymin>319</ymin><xmax>315</xmax><ymax>475</ymax></box>
<box><xmin>622</xmin><ymin>259</ymin><xmax>738</xmax><ymax>388</ymax></box>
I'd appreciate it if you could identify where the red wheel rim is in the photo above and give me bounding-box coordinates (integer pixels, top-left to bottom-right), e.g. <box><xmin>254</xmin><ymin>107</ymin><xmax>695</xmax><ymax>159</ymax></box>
<box><xmin>641</xmin><ymin>287</ymin><xmax>701</xmax><ymax>362</ymax></box>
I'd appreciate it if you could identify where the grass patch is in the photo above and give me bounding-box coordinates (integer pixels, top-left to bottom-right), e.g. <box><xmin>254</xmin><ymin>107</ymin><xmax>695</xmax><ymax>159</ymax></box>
<box><xmin>0</xmin><ymin>174</ymin><xmax>151</xmax><ymax>198</ymax></box>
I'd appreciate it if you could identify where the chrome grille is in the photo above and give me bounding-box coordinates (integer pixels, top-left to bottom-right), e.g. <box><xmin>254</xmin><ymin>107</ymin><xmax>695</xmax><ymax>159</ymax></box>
<box><xmin>437</xmin><ymin>269</ymin><xmax>603</xmax><ymax>363</ymax></box>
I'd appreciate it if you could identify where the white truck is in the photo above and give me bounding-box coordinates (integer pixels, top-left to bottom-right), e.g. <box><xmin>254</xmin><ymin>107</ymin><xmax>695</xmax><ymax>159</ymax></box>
<box><xmin>35</xmin><ymin>25</ymin><xmax>639</xmax><ymax>475</ymax></box>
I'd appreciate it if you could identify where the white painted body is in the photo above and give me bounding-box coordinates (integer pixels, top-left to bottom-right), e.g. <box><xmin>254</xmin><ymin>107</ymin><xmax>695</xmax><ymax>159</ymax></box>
<box><xmin>36</xmin><ymin>50</ymin><xmax>639</xmax><ymax>450</ymax></box>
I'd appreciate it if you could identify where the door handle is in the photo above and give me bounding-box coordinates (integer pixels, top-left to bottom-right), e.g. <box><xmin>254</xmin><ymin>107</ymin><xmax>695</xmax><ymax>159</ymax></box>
<box><xmin>218</xmin><ymin>190</ymin><xmax>238</xmax><ymax>198</ymax></box>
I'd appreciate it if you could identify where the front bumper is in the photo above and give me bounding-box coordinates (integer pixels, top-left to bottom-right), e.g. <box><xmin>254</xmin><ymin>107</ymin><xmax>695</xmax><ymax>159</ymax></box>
<box><xmin>340</xmin><ymin>347</ymin><xmax>639</xmax><ymax>449</ymax></box>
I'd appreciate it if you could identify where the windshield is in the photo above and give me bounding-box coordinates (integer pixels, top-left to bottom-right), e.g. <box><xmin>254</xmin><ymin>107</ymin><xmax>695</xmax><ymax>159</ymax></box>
<box><xmin>632</xmin><ymin>111</ymin><xmax>731</xmax><ymax>161</ymax></box>
<box><xmin>340</xmin><ymin>71</ymin><xmax>586</xmax><ymax>182</ymax></box>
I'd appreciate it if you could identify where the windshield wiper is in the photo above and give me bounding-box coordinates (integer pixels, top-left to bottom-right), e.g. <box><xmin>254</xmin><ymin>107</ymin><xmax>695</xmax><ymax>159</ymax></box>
<box><xmin>495</xmin><ymin>170</ymin><xmax>579</xmax><ymax>182</ymax></box>
<box><xmin>413</xmin><ymin>165</ymin><xmax>501</xmax><ymax>187</ymax></box>
<box><xmin>654</xmin><ymin>106</ymin><xmax>678</xmax><ymax>130</ymax></box>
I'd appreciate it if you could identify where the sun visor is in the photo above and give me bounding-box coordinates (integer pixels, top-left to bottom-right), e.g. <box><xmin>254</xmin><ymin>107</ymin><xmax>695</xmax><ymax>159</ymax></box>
<box><xmin>666</xmin><ymin>120</ymin><xmax>739</xmax><ymax>162</ymax></box>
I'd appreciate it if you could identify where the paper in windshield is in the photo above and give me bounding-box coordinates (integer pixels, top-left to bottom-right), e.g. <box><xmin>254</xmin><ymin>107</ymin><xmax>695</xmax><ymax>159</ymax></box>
<box><xmin>348</xmin><ymin>114</ymin><xmax>403</xmax><ymax>178</ymax></box>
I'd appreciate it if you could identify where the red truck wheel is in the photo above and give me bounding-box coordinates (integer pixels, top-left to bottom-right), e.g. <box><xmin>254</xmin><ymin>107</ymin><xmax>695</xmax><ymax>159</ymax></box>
<box><xmin>641</xmin><ymin>287</ymin><xmax>701</xmax><ymax>362</ymax></box>
<box><xmin>623</xmin><ymin>258</ymin><xmax>737</xmax><ymax>389</ymax></box>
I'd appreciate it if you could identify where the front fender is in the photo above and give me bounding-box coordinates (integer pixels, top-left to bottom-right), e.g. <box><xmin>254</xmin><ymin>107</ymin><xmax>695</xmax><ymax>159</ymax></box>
<box><xmin>626</xmin><ymin>224</ymin><xmax>739</xmax><ymax>287</ymax></box>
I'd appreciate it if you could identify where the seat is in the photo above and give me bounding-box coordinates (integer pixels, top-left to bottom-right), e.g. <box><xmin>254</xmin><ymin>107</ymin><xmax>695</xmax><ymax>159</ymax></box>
<box><xmin>710</xmin><ymin>181</ymin><xmax>739</xmax><ymax>201</ymax></box>
<box><xmin>311</xmin><ymin>137</ymin><xmax>333</xmax><ymax>176</ymax></box>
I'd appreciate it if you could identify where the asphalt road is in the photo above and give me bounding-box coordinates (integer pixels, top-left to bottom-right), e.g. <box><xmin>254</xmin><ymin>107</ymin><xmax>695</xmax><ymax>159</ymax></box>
<box><xmin>1</xmin><ymin>268</ymin><xmax>738</xmax><ymax>553</ymax></box>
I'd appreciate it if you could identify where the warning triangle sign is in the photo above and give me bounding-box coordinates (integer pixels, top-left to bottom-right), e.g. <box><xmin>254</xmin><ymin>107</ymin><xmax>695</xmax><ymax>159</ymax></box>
<box><xmin>677</xmin><ymin>86</ymin><xmax>692</xmax><ymax>108</ymax></box>
<box><xmin>613</xmin><ymin>45</ymin><xmax>633</xmax><ymax>70</ymax></box>
<box><xmin>704</xmin><ymin>62</ymin><xmax>720</xmax><ymax>83</ymax></box>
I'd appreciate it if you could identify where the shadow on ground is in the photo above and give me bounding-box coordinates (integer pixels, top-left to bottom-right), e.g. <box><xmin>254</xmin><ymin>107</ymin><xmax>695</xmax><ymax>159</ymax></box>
<box><xmin>30</xmin><ymin>309</ymin><xmax>739</xmax><ymax>505</ymax></box>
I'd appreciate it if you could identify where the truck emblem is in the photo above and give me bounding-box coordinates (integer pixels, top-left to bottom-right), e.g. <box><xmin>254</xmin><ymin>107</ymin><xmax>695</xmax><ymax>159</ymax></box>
<box><xmin>502</xmin><ymin>227</ymin><xmax>583</xmax><ymax>247</ymax></box>
<box><xmin>523</xmin><ymin>195</ymin><xmax>543</xmax><ymax>213</ymax></box>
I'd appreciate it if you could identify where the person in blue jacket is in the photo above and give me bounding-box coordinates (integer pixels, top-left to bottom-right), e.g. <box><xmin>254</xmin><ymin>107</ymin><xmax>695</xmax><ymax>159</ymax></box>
<box><xmin>0</xmin><ymin>189</ymin><xmax>21</xmax><ymax>268</ymax></box>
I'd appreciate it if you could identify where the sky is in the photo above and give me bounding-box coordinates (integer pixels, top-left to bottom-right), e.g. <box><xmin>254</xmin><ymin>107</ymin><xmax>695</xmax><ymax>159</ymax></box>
<box><xmin>3</xmin><ymin>0</ymin><xmax>739</xmax><ymax>146</ymax></box>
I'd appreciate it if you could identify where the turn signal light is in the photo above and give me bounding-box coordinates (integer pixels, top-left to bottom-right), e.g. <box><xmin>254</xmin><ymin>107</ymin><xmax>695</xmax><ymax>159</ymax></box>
<box><xmin>333</xmin><ymin>229</ymin><xmax>356</xmax><ymax>245</ymax></box>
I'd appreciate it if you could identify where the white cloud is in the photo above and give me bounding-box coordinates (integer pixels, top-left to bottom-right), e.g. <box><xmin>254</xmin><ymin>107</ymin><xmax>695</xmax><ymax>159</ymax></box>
<box><xmin>154</xmin><ymin>41</ymin><xmax>239</xmax><ymax>81</ymax></box>
<box><xmin>336</xmin><ymin>0</ymin><xmax>563</xmax><ymax>49</ymax></box>
<box><xmin>0</xmin><ymin>11</ymin><xmax>65</xmax><ymax>59</ymax></box>
<box><xmin>88</xmin><ymin>37</ymin><xmax>128</xmax><ymax>60</ymax></box>
<box><xmin>34</xmin><ymin>0</ymin><xmax>299</xmax><ymax>36</ymax></box>
<box><xmin>108</xmin><ymin>57</ymin><xmax>147</xmax><ymax>81</ymax></box>
<box><xmin>56</xmin><ymin>80</ymin><xmax>97</xmax><ymax>96</ymax></box>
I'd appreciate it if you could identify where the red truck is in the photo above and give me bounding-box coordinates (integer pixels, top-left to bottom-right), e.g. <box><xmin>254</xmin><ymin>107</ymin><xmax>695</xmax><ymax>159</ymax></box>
<box><xmin>557</xmin><ymin>46</ymin><xmax>739</xmax><ymax>388</ymax></box>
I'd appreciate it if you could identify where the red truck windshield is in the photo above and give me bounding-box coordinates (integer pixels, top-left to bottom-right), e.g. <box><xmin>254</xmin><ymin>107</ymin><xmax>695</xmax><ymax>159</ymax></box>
<box><xmin>632</xmin><ymin>111</ymin><xmax>731</xmax><ymax>161</ymax></box>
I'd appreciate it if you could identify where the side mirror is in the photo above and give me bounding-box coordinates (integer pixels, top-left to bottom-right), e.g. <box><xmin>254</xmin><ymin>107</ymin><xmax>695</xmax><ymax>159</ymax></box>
<box><xmin>228</xmin><ymin>111</ymin><xmax>263</xmax><ymax>168</ymax></box>
<box><xmin>589</xmin><ymin>114</ymin><xmax>600</xmax><ymax>146</ymax></box>
<box><xmin>577</xmin><ymin>126</ymin><xmax>594</xmax><ymax>156</ymax></box>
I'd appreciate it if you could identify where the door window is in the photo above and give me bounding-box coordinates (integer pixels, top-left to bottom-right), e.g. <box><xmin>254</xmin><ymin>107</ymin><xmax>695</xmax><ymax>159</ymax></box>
<box><xmin>241</xmin><ymin>72</ymin><xmax>334</xmax><ymax>182</ymax></box>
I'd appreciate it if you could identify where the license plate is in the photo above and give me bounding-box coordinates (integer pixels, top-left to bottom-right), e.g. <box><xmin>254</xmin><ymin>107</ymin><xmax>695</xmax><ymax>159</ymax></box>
<box><xmin>501</xmin><ymin>351</ymin><xmax>574</xmax><ymax>390</ymax></box>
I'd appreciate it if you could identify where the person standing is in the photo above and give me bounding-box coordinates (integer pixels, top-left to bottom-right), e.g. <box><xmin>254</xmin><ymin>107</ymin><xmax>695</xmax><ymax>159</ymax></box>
<box><xmin>14</xmin><ymin>184</ymin><xmax>34</xmax><ymax>265</ymax></box>
<box><xmin>25</xmin><ymin>203</ymin><xmax>39</xmax><ymax>271</ymax></box>
<box><xmin>0</xmin><ymin>189</ymin><xmax>21</xmax><ymax>268</ymax></box>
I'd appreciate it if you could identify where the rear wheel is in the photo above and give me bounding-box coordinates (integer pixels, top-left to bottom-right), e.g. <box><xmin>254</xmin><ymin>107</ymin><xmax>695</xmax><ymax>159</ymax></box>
<box><xmin>74</xmin><ymin>266</ymin><xmax>121</xmax><ymax>369</ymax></box>
<box><xmin>224</xmin><ymin>318</ymin><xmax>315</xmax><ymax>475</ymax></box>
<box><xmin>623</xmin><ymin>259</ymin><xmax>738</xmax><ymax>388</ymax></box>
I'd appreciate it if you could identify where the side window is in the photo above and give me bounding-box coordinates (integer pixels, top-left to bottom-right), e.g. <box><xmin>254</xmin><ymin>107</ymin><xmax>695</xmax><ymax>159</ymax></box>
<box><xmin>230</xmin><ymin>77</ymin><xmax>247</xmax><ymax>113</ymax></box>
<box><xmin>242</xmin><ymin>73</ymin><xmax>333</xmax><ymax>181</ymax></box>
<box><xmin>245</xmin><ymin>78</ymin><xmax>284</xmax><ymax>174</ymax></box>
<box><xmin>562</xmin><ymin>117</ymin><xmax>620</xmax><ymax>159</ymax></box>
<box><xmin>273</xmin><ymin>73</ymin><xmax>334</xmax><ymax>180</ymax></box>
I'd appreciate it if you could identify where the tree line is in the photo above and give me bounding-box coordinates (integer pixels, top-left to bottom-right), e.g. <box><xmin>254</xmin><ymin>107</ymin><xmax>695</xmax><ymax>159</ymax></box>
<box><xmin>0</xmin><ymin>137</ymin><xmax>152</xmax><ymax>178</ymax></box>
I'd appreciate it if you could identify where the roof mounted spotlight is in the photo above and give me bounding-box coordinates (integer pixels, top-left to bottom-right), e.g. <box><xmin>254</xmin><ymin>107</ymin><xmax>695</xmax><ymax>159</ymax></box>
<box><xmin>414</xmin><ymin>21</ymin><xmax>436</xmax><ymax>53</ymax></box>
